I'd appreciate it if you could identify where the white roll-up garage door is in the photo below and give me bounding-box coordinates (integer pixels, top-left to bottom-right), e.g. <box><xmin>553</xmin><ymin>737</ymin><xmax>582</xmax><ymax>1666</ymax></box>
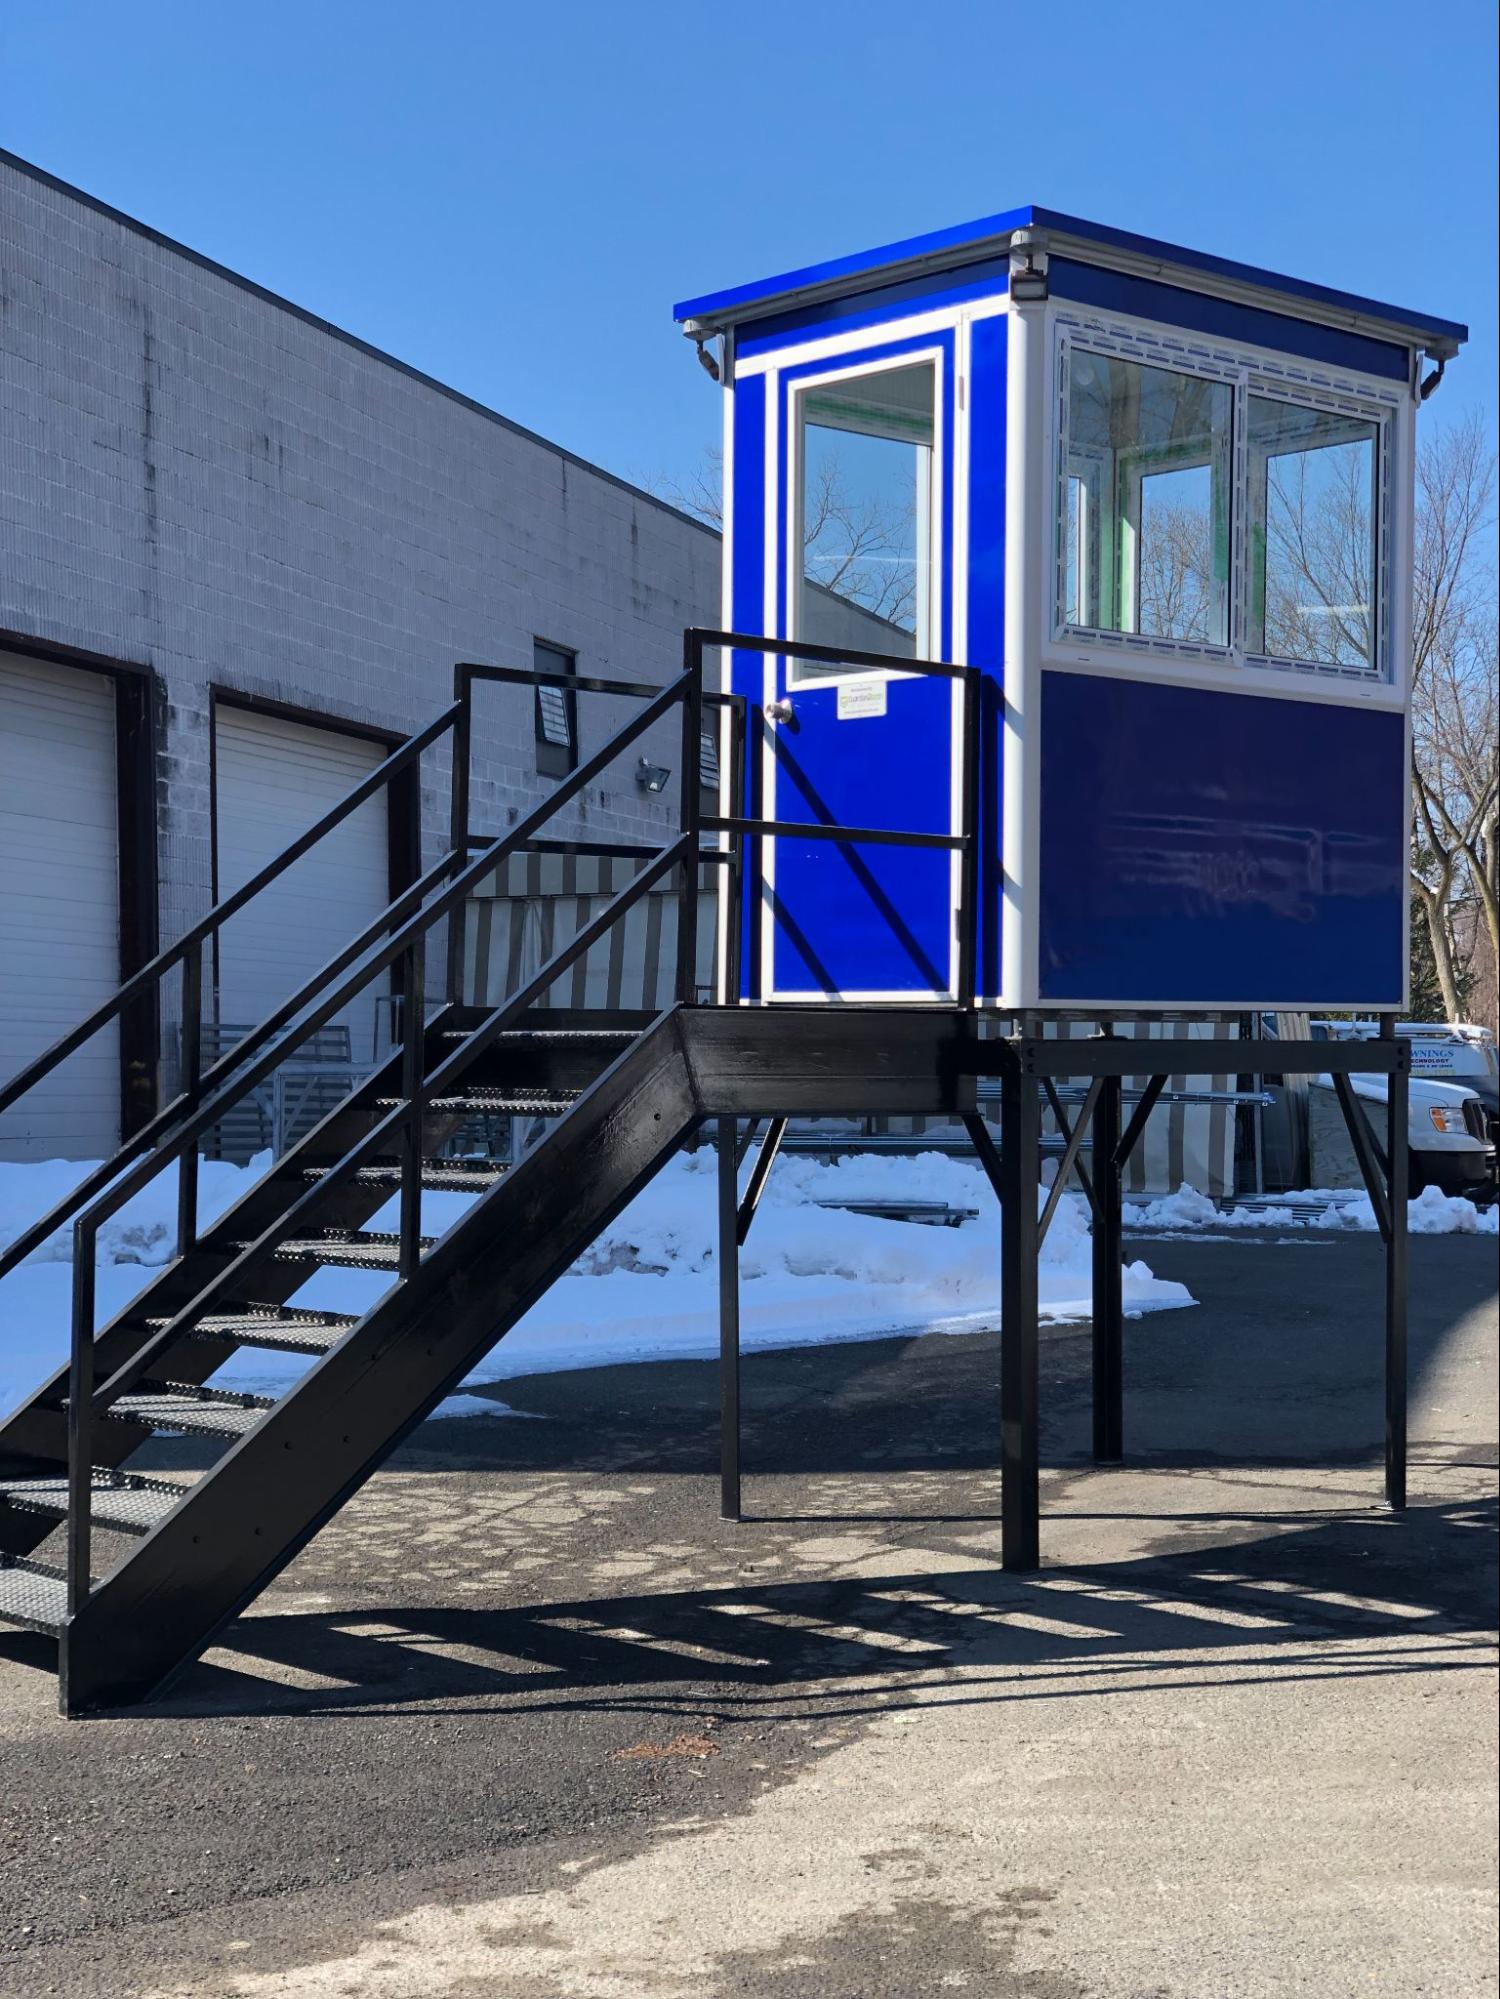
<box><xmin>0</xmin><ymin>650</ymin><xmax>121</xmax><ymax>1162</ymax></box>
<box><xmin>212</xmin><ymin>706</ymin><xmax>391</xmax><ymax>1068</ymax></box>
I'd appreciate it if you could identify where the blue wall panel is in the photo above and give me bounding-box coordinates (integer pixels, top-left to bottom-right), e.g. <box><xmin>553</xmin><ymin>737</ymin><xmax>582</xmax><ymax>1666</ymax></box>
<box><xmin>1038</xmin><ymin>674</ymin><xmax>1406</xmax><ymax>1006</ymax></box>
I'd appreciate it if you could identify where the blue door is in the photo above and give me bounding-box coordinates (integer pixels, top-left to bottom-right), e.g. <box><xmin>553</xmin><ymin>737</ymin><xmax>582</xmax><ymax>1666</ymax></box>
<box><xmin>765</xmin><ymin>343</ymin><xmax>959</xmax><ymax>1000</ymax></box>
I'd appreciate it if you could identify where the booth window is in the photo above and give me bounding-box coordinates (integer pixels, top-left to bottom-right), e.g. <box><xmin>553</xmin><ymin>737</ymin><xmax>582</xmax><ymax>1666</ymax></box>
<box><xmin>1246</xmin><ymin>397</ymin><xmax>1379</xmax><ymax>670</ymax></box>
<box><xmin>795</xmin><ymin>360</ymin><xmax>936</xmax><ymax>679</ymax></box>
<box><xmin>533</xmin><ymin>639</ymin><xmax>577</xmax><ymax>778</ymax></box>
<box><xmin>1061</xmin><ymin>351</ymin><xmax>1232</xmax><ymax>647</ymax></box>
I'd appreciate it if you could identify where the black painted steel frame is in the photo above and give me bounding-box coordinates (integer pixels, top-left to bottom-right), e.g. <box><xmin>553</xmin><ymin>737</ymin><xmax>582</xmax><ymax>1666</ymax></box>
<box><xmin>694</xmin><ymin>629</ymin><xmax>1413</xmax><ymax>1566</ymax></box>
<box><xmin>715</xmin><ymin>1024</ymin><xmax>1412</xmax><ymax>1569</ymax></box>
<box><xmin>0</xmin><ymin>617</ymin><xmax>1419</xmax><ymax>1703</ymax></box>
<box><xmin>26</xmin><ymin>647</ymin><xmax>748</xmax><ymax>1626</ymax></box>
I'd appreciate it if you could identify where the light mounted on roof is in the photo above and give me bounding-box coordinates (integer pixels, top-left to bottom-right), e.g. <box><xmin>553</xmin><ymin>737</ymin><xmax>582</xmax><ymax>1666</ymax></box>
<box><xmin>1008</xmin><ymin>232</ymin><xmax>1049</xmax><ymax>304</ymax></box>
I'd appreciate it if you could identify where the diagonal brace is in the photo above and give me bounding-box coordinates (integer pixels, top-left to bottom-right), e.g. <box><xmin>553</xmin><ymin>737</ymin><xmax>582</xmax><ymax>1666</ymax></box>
<box><xmin>736</xmin><ymin>1117</ymin><xmax>788</xmax><ymax>1245</ymax></box>
<box><xmin>1040</xmin><ymin>1077</ymin><xmax>1101</xmax><ymax>1224</ymax></box>
<box><xmin>962</xmin><ymin>1112</ymin><xmax>1006</xmax><ymax>1201</ymax></box>
<box><xmin>1037</xmin><ymin>1078</ymin><xmax>1103</xmax><ymax>1248</ymax></box>
<box><xmin>1332</xmin><ymin>1073</ymin><xmax>1393</xmax><ymax>1243</ymax></box>
<box><xmin>1114</xmin><ymin>1075</ymin><xmax>1168</xmax><ymax>1172</ymax></box>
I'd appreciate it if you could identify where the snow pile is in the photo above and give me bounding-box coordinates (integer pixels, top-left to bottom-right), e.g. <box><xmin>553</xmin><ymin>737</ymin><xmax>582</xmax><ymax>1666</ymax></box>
<box><xmin>0</xmin><ymin>1147</ymin><xmax>1194</xmax><ymax>1416</ymax></box>
<box><xmin>0</xmin><ymin>1153</ymin><xmax>271</xmax><ymax>1267</ymax></box>
<box><xmin>1124</xmin><ymin>1180</ymin><xmax>1498</xmax><ymax>1236</ymax></box>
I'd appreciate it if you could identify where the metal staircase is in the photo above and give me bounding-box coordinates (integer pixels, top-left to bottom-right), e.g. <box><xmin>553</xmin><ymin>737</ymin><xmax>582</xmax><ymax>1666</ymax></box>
<box><xmin>0</xmin><ymin>630</ymin><xmax>981</xmax><ymax>1714</ymax></box>
<box><xmin>0</xmin><ymin>640</ymin><xmax>743</xmax><ymax>1712</ymax></box>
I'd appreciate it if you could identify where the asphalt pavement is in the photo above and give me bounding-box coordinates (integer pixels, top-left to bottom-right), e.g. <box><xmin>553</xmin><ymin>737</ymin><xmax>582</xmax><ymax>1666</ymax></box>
<box><xmin>1</xmin><ymin>1229</ymin><xmax>1495</xmax><ymax>1998</ymax></box>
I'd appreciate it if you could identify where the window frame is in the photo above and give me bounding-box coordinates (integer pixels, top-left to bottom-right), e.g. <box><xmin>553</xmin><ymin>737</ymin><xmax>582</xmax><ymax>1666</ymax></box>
<box><xmin>532</xmin><ymin>637</ymin><xmax>578</xmax><ymax>779</ymax></box>
<box><xmin>787</xmin><ymin>348</ymin><xmax>944</xmax><ymax>687</ymax></box>
<box><xmin>1048</xmin><ymin>314</ymin><xmax>1399</xmax><ymax>687</ymax></box>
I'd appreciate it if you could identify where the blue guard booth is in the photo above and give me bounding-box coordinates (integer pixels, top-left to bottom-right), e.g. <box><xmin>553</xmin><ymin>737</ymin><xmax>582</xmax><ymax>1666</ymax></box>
<box><xmin>674</xmin><ymin>208</ymin><xmax>1468</xmax><ymax>1016</ymax></box>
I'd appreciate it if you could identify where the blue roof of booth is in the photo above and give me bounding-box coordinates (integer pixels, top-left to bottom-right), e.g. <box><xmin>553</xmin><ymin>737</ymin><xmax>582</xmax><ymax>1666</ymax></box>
<box><xmin>673</xmin><ymin>205</ymin><xmax>1468</xmax><ymax>349</ymax></box>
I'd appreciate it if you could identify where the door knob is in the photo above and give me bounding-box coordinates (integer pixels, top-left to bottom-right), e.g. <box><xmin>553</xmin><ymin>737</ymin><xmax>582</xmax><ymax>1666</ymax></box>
<box><xmin>765</xmin><ymin>698</ymin><xmax>798</xmax><ymax>730</ymax></box>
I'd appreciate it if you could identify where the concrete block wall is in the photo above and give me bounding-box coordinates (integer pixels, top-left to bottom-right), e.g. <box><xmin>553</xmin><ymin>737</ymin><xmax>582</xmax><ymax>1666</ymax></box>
<box><xmin>0</xmin><ymin>151</ymin><xmax>720</xmax><ymax>977</ymax></box>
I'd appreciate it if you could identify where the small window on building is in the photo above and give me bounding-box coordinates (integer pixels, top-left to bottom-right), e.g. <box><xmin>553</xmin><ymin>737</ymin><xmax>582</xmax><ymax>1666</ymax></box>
<box><xmin>534</xmin><ymin>640</ymin><xmax>577</xmax><ymax>778</ymax></box>
<box><xmin>1246</xmin><ymin>398</ymin><xmax>1379</xmax><ymax>671</ymax></box>
<box><xmin>1061</xmin><ymin>351</ymin><xmax>1233</xmax><ymax>646</ymax></box>
<box><xmin>795</xmin><ymin>360</ymin><xmax>937</xmax><ymax>679</ymax></box>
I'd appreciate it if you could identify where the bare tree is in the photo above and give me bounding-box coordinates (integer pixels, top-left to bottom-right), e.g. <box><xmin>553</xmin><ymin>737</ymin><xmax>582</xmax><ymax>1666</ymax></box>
<box><xmin>1138</xmin><ymin>498</ymin><xmax>1217</xmax><ymax>643</ymax></box>
<box><xmin>1250</xmin><ymin>408</ymin><xmax>1497</xmax><ymax>1023</ymax></box>
<box><xmin>1261</xmin><ymin>444</ymin><xmax>1376</xmax><ymax>668</ymax></box>
<box><xmin>1410</xmin><ymin>414</ymin><xmax>1497</xmax><ymax>1024</ymax></box>
<box><xmin>655</xmin><ymin>445</ymin><xmax>918</xmax><ymax>628</ymax></box>
<box><xmin>656</xmin><ymin>446</ymin><xmax>726</xmax><ymax>532</ymax></box>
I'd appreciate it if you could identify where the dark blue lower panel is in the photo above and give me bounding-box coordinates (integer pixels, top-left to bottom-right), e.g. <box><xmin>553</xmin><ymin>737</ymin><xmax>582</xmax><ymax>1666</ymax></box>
<box><xmin>1037</xmin><ymin>673</ymin><xmax>1406</xmax><ymax>1007</ymax></box>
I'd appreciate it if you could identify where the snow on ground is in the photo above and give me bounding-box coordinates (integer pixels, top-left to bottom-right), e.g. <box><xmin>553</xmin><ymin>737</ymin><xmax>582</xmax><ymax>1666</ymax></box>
<box><xmin>0</xmin><ymin>1148</ymin><xmax>1194</xmax><ymax>1416</ymax></box>
<box><xmin>1124</xmin><ymin>1180</ymin><xmax>1499</xmax><ymax>1236</ymax></box>
<box><xmin>3</xmin><ymin>1148</ymin><xmax>1491</xmax><ymax>1420</ymax></box>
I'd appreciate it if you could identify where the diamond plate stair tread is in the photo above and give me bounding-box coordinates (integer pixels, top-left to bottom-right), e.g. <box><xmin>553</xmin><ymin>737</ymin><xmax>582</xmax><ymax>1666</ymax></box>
<box><xmin>301</xmin><ymin>1163</ymin><xmax>507</xmax><ymax>1192</ymax></box>
<box><xmin>259</xmin><ymin>1232</ymin><xmax>436</xmax><ymax>1269</ymax></box>
<box><xmin>376</xmin><ymin>1090</ymin><xmax>579</xmax><ymax>1114</ymax></box>
<box><xmin>105</xmin><ymin>1389</ymin><xmax>275</xmax><ymax>1438</ymax></box>
<box><xmin>173</xmin><ymin>1307</ymin><xmax>360</xmax><ymax>1353</ymax></box>
<box><xmin>0</xmin><ymin>1475</ymin><xmax>189</xmax><ymax>1535</ymax></box>
<box><xmin>0</xmin><ymin>1560</ymin><xmax>69</xmax><ymax>1635</ymax></box>
<box><xmin>441</xmin><ymin>1027</ymin><xmax>636</xmax><ymax>1042</ymax></box>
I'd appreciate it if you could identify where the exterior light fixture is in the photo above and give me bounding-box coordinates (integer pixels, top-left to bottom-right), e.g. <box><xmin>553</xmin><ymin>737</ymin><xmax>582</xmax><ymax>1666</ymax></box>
<box><xmin>1008</xmin><ymin>231</ymin><xmax>1050</xmax><ymax>303</ymax></box>
<box><xmin>636</xmin><ymin>757</ymin><xmax>672</xmax><ymax>794</ymax></box>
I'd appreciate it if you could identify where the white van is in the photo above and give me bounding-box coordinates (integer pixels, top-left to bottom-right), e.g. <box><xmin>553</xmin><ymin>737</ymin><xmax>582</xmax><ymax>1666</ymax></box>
<box><xmin>1307</xmin><ymin>1020</ymin><xmax>1494</xmax><ymax>1199</ymax></box>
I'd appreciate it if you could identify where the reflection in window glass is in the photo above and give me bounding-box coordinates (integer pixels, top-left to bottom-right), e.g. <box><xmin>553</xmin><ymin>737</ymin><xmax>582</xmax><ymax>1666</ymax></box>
<box><xmin>1061</xmin><ymin>352</ymin><xmax>1232</xmax><ymax>645</ymax></box>
<box><xmin>1248</xmin><ymin>398</ymin><xmax>1378</xmax><ymax>669</ymax></box>
<box><xmin>797</xmin><ymin>362</ymin><xmax>935</xmax><ymax>679</ymax></box>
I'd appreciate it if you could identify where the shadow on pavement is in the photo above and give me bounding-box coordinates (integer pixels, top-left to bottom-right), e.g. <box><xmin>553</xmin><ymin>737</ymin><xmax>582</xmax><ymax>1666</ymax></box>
<box><xmin>82</xmin><ymin>1492</ymin><xmax>1496</xmax><ymax>1723</ymax></box>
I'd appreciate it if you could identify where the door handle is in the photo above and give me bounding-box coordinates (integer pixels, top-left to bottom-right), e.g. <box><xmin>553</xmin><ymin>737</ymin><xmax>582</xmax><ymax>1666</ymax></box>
<box><xmin>764</xmin><ymin>698</ymin><xmax>799</xmax><ymax>732</ymax></box>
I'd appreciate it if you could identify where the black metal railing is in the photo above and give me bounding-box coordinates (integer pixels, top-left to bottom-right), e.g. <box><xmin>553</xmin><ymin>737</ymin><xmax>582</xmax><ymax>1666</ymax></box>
<box><xmin>52</xmin><ymin>653</ymin><xmax>743</xmax><ymax>1615</ymax></box>
<box><xmin>685</xmin><ymin>629</ymin><xmax>982</xmax><ymax>1007</ymax></box>
<box><xmin>1</xmin><ymin>622</ymin><xmax>979</xmax><ymax>1617</ymax></box>
<box><xmin>0</xmin><ymin>702</ymin><xmax>465</xmax><ymax>1286</ymax></box>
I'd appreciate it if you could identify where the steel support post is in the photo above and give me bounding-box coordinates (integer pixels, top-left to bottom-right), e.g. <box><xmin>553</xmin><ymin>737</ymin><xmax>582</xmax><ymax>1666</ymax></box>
<box><xmin>717</xmin><ymin>1116</ymin><xmax>742</xmax><ymax>1521</ymax></box>
<box><xmin>445</xmin><ymin>668</ymin><xmax>472</xmax><ymax>1006</ymax></box>
<box><xmin>675</xmin><ymin>632</ymin><xmax>704</xmax><ymax>1006</ymax></box>
<box><xmin>1385</xmin><ymin>1060</ymin><xmax>1408</xmax><ymax>1510</ymax></box>
<box><xmin>999</xmin><ymin>1045</ymin><xmax>1041</xmax><ymax>1570</ymax></box>
<box><xmin>1091</xmin><ymin>1073</ymin><xmax>1124</xmax><ymax>1463</ymax></box>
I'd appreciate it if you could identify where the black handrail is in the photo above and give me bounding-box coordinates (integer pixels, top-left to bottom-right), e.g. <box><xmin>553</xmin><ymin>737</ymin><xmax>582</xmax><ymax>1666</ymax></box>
<box><xmin>49</xmin><ymin>621</ymin><xmax>980</xmax><ymax>1615</ymax></box>
<box><xmin>684</xmin><ymin>627</ymin><xmax>982</xmax><ymax>1008</ymax></box>
<box><xmin>0</xmin><ymin>701</ymin><xmax>461</xmax><ymax>1124</ymax></box>
<box><xmin>0</xmin><ymin>705</ymin><xmax>465</xmax><ymax>1288</ymax></box>
<box><xmin>61</xmin><ymin>660</ymin><xmax>705</xmax><ymax>1613</ymax></box>
<box><xmin>88</xmin><ymin>835</ymin><xmax>696</xmax><ymax>1420</ymax></box>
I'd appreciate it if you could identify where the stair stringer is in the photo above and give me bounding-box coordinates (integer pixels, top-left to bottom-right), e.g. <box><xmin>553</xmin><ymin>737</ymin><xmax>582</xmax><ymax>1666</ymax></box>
<box><xmin>59</xmin><ymin>1009</ymin><xmax>703</xmax><ymax>1713</ymax></box>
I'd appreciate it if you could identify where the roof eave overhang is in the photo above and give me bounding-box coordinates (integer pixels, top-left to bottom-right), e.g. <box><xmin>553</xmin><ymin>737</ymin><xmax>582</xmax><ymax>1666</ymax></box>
<box><xmin>679</xmin><ymin>225</ymin><xmax>1464</xmax><ymax>362</ymax></box>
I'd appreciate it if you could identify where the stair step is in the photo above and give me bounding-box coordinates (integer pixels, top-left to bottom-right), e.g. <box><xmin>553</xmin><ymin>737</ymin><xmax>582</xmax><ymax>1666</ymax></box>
<box><xmin>377</xmin><ymin>1088</ymin><xmax>579</xmax><ymax>1115</ymax></box>
<box><xmin>440</xmin><ymin>1027</ymin><xmax>636</xmax><ymax>1044</ymax></box>
<box><xmin>257</xmin><ymin>1230</ymin><xmax>436</xmax><ymax>1270</ymax></box>
<box><xmin>169</xmin><ymin>1305</ymin><xmax>361</xmax><ymax>1355</ymax></box>
<box><xmin>0</xmin><ymin>1472</ymin><xmax>192</xmax><ymax>1537</ymax></box>
<box><xmin>104</xmin><ymin>1385</ymin><xmax>277</xmax><ymax>1439</ymax></box>
<box><xmin>301</xmin><ymin>1163</ymin><xmax>507</xmax><ymax>1193</ymax></box>
<box><xmin>0</xmin><ymin>1557</ymin><xmax>70</xmax><ymax>1636</ymax></box>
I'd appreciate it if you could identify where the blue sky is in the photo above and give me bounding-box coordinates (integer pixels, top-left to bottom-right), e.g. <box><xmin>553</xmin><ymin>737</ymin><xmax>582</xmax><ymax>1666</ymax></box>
<box><xmin>3</xmin><ymin>0</ymin><xmax>1496</xmax><ymax>501</ymax></box>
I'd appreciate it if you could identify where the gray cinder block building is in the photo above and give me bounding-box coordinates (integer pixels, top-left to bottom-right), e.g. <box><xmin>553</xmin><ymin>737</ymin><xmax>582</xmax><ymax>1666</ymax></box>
<box><xmin>0</xmin><ymin>149</ymin><xmax>719</xmax><ymax>1160</ymax></box>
